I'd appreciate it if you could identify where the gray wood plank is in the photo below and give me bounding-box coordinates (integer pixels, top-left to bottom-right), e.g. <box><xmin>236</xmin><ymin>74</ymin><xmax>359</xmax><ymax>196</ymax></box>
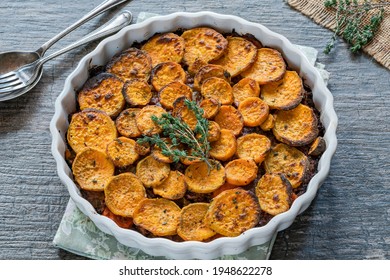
<box><xmin>0</xmin><ymin>0</ymin><xmax>389</xmax><ymax>260</ymax></box>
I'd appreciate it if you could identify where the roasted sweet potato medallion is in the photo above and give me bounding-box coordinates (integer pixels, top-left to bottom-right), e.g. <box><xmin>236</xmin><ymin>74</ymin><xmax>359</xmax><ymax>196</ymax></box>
<box><xmin>66</xmin><ymin>27</ymin><xmax>324</xmax><ymax>240</ymax></box>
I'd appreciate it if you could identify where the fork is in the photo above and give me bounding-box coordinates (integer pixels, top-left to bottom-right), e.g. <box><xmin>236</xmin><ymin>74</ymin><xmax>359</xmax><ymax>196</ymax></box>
<box><xmin>0</xmin><ymin>11</ymin><xmax>132</xmax><ymax>94</ymax></box>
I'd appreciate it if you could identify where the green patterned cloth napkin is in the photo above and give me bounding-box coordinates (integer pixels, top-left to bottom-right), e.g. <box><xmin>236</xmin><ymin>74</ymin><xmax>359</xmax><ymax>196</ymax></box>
<box><xmin>52</xmin><ymin>12</ymin><xmax>329</xmax><ymax>260</ymax></box>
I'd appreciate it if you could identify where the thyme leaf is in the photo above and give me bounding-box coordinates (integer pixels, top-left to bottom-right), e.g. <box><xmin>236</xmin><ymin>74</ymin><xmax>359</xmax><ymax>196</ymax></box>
<box><xmin>137</xmin><ymin>100</ymin><xmax>214</xmax><ymax>169</ymax></box>
<box><xmin>323</xmin><ymin>0</ymin><xmax>388</xmax><ymax>54</ymax></box>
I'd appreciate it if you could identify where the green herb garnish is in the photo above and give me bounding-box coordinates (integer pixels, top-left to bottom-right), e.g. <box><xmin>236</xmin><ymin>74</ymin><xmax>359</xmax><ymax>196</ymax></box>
<box><xmin>323</xmin><ymin>0</ymin><xmax>388</xmax><ymax>54</ymax></box>
<box><xmin>137</xmin><ymin>99</ymin><xmax>213</xmax><ymax>169</ymax></box>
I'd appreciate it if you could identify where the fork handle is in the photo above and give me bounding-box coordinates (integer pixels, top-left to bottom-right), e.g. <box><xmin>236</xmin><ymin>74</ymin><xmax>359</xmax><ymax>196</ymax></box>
<box><xmin>37</xmin><ymin>11</ymin><xmax>132</xmax><ymax>67</ymax></box>
<box><xmin>36</xmin><ymin>0</ymin><xmax>128</xmax><ymax>57</ymax></box>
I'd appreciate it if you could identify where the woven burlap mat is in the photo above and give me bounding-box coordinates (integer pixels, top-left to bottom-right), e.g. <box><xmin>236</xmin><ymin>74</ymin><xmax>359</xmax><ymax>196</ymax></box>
<box><xmin>287</xmin><ymin>0</ymin><xmax>390</xmax><ymax>70</ymax></box>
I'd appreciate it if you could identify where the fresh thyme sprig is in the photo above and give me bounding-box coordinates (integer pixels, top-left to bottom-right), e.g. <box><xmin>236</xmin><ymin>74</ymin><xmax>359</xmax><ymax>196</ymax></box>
<box><xmin>323</xmin><ymin>0</ymin><xmax>389</xmax><ymax>54</ymax></box>
<box><xmin>137</xmin><ymin>100</ymin><xmax>213</xmax><ymax>169</ymax></box>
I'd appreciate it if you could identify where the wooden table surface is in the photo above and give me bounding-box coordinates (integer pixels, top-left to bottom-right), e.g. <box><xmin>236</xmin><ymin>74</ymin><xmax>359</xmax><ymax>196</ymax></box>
<box><xmin>0</xmin><ymin>0</ymin><xmax>389</xmax><ymax>260</ymax></box>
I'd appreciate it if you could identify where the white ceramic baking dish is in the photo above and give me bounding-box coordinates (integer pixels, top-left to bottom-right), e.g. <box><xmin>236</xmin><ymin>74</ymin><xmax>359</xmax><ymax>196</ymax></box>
<box><xmin>50</xmin><ymin>11</ymin><xmax>338</xmax><ymax>259</ymax></box>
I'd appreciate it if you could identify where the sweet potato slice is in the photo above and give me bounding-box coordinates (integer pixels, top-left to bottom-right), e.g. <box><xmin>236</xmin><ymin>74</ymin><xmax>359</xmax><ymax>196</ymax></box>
<box><xmin>207</xmin><ymin>121</ymin><xmax>221</xmax><ymax>142</ymax></box>
<box><xmin>238</xmin><ymin>97</ymin><xmax>269</xmax><ymax>127</ymax></box>
<box><xmin>106</xmin><ymin>137</ymin><xmax>139</xmax><ymax>168</ymax></box>
<box><xmin>177</xmin><ymin>203</ymin><xmax>216</xmax><ymax>241</ymax></box>
<box><xmin>122</xmin><ymin>79</ymin><xmax>152</xmax><ymax>106</ymax></box>
<box><xmin>187</xmin><ymin>58</ymin><xmax>208</xmax><ymax>76</ymax></box>
<box><xmin>104</xmin><ymin>172</ymin><xmax>146</xmax><ymax>217</ymax></box>
<box><xmin>205</xmin><ymin>188</ymin><xmax>260</xmax><ymax>237</ymax></box>
<box><xmin>232</xmin><ymin>77</ymin><xmax>260</xmax><ymax>105</ymax></box>
<box><xmin>261</xmin><ymin>70</ymin><xmax>303</xmax><ymax>110</ymax></box>
<box><xmin>273</xmin><ymin>103</ymin><xmax>319</xmax><ymax>146</ymax></box>
<box><xmin>67</xmin><ymin>109</ymin><xmax>117</xmax><ymax>154</ymax></box>
<box><xmin>136</xmin><ymin>155</ymin><xmax>170</xmax><ymax>188</ymax></box>
<box><xmin>172</xmin><ymin>96</ymin><xmax>198</xmax><ymax>130</ymax></box>
<box><xmin>136</xmin><ymin>105</ymin><xmax>167</xmax><ymax>136</ymax></box>
<box><xmin>78</xmin><ymin>73</ymin><xmax>125</xmax><ymax>118</ymax></box>
<box><xmin>214</xmin><ymin>105</ymin><xmax>244</xmax><ymax>136</ymax></box>
<box><xmin>255</xmin><ymin>173</ymin><xmax>293</xmax><ymax>216</ymax></box>
<box><xmin>259</xmin><ymin>114</ymin><xmax>275</xmax><ymax>131</ymax></box>
<box><xmin>153</xmin><ymin>170</ymin><xmax>187</xmax><ymax>200</ymax></box>
<box><xmin>106</xmin><ymin>47</ymin><xmax>152</xmax><ymax>82</ymax></box>
<box><xmin>211</xmin><ymin>182</ymin><xmax>239</xmax><ymax>198</ymax></box>
<box><xmin>141</xmin><ymin>32</ymin><xmax>185</xmax><ymax>67</ymax></box>
<box><xmin>184</xmin><ymin>160</ymin><xmax>226</xmax><ymax>193</ymax></box>
<box><xmin>200</xmin><ymin>98</ymin><xmax>220</xmax><ymax>119</ymax></box>
<box><xmin>72</xmin><ymin>148</ymin><xmax>115</xmax><ymax>191</ymax></box>
<box><xmin>209</xmin><ymin>129</ymin><xmax>237</xmax><ymax>161</ymax></box>
<box><xmin>180</xmin><ymin>157</ymin><xmax>203</xmax><ymax>166</ymax></box>
<box><xmin>151</xmin><ymin>62</ymin><xmax>186</xmax><ymax>92</ymax></box>
<box><xmin>201</xmin><ymin>77</ymin><xmax>234</xmax><ymax>105</ymax></box>
<box><xmin>134</xmin><ymin>141</ymin><xmax>151</xmax><ymax>156</ymax></box>
<box><xmin>179</xmin><ymin>147</ymin><xmax>203</xmax><ymax>165</ymax></box>
<box><xmin>159</xmin><ymin>81</ymin><xmax>192</xmax><ymax>110</ymax></box>
<box><xmin>264</xmin><ymin>143</ymin><xmax>309</xmax><ymax>188</ymax></box>
<box><xmin>133</xmin><ymin>198</ymin><xmax>181</xmax><ymax>236</ymax></box>
<box><xmin>193</xmin><ymin>64</ymin><xmax>231</xmax><ymax>91</ymax></box>
<box><xmin>241</xmin><ymin>48</ymin><xmax>286</xmax><ymax>85</ymax></box>
<box><xmin>181</xmin><ymin>27</ymin><xmax>228</xmax><ymax>67</ymax></box>
<box><xmin>225</xmin><ymin>158</ymin><xmax>258</xmax><ymax>186</ymax></box>
<box><xmin>212</xmin><ymin>36</ymin><xmax>257</xmax><ymax>77</ymax></box>
<box><xmin>308</xmin><ymin>136</ymin><xmax>326</xmax><ymax>156</ymax></box>
<box><xmin>115</xmin><ymin>108</ymin><xmax>142</xmax><ymax>138</ymax></box>
<box><xmin>151</xmin><ymin>142</ymin><xmax>174</xmax><ymax>163</ymax></box>
<box><xmin>236</xmin><ymin>133</ymin><xmax>271</xmax><ymax>164</ymax></box>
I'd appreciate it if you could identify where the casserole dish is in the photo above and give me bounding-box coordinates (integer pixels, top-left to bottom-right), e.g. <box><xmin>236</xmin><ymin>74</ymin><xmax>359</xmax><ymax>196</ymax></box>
<box><xmin>50</xmin><ymin>11</ymin><xmax>338</xmax><ymax>259</ymax></box>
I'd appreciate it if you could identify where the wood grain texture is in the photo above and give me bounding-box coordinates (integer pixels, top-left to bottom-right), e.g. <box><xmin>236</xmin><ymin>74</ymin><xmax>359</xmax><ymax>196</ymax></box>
<box><xmin>0</xmin><ymin>0</ymin><xmax>389</xmax><ymax>260</ymax></box>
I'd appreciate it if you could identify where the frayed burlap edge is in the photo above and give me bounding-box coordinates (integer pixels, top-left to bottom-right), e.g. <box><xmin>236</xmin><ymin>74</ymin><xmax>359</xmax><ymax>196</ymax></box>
<box><xmin>287</xmin><ymin>0</ymin><xmax>390</xmax><ymax>70</ymax></box>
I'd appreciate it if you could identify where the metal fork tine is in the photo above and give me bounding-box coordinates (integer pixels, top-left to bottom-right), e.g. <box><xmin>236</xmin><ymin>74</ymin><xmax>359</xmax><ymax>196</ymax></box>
<box><xmin>0</xmin><ymin>71</ymin><xmax>16</xmax><ymax>80</ymax></box>
<box><xmin>0</xmin><ymin>74</ymin><xmax>18</xmax><ymax>85</ymax></box>
<box><xmin>0</xmin><ymin>81</ymin><xmax>24</xmax><ymax>93</ymax></box>
<box><xmin>0</xmin><ymin>78</ymin><xmax>22</xmax><ymax>88</ymax></box>
<box><xmin>0</xmin><ymin>84</ymin><xmax>25</xmax><ymax>94</ymax></box>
